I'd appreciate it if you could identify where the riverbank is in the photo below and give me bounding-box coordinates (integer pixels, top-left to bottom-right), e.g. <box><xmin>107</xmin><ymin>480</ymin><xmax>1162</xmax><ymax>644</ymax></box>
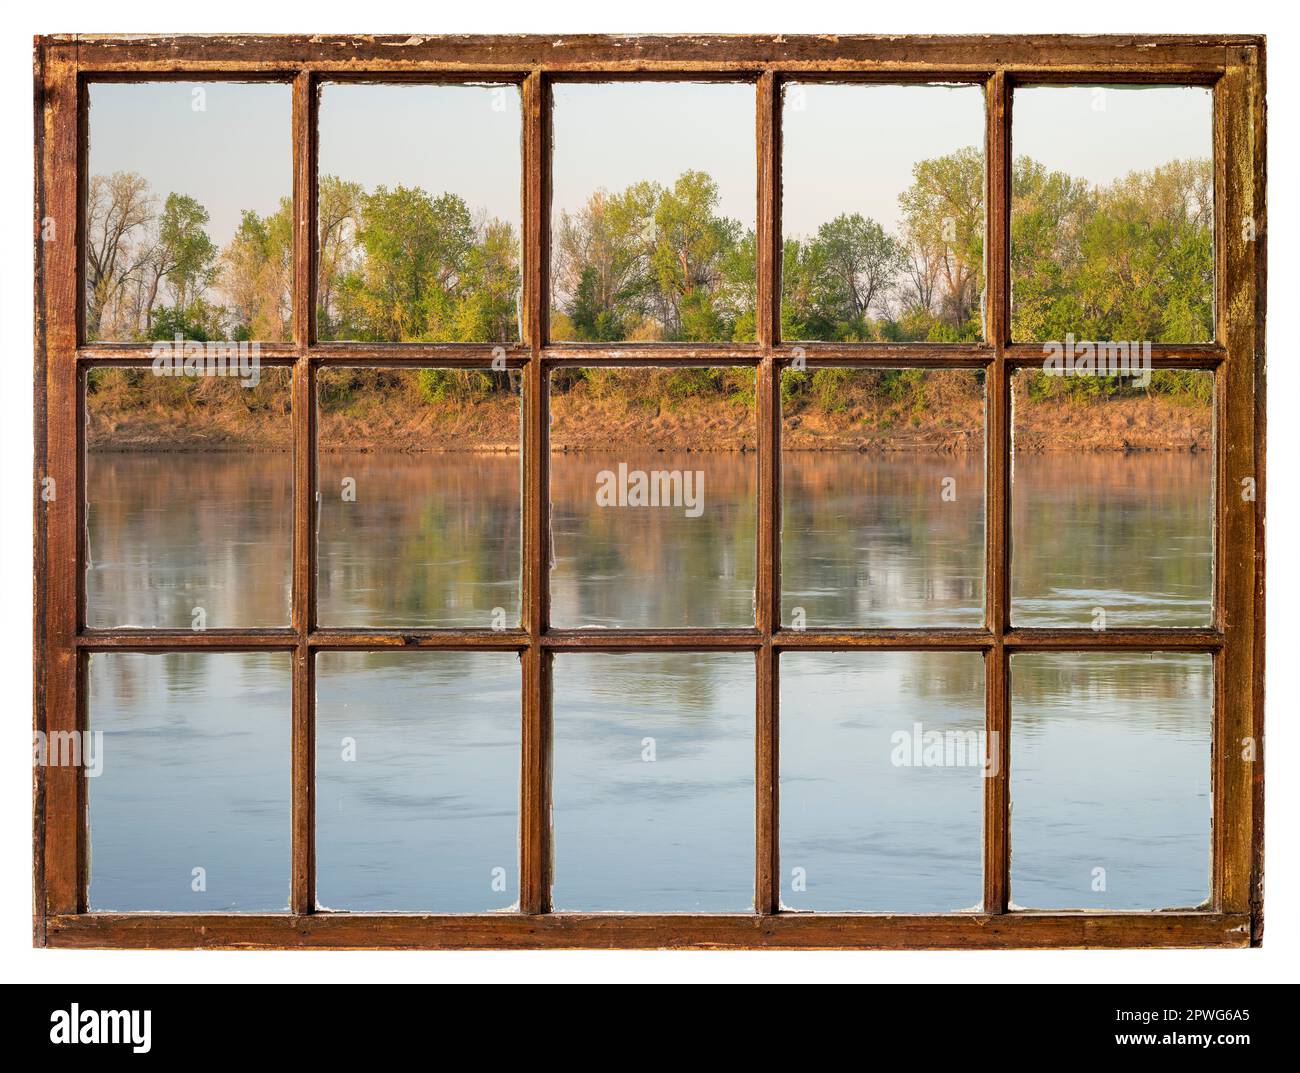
<box><xmin>85</xmin><ymin>370</ymin><xmax>1211</xmax><ymax>453</ymax></box>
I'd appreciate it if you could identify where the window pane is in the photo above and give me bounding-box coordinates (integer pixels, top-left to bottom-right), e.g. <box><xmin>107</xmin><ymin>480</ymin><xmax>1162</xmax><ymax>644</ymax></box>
<box><xmin>317</xmin><ymin>83</ymin><xmax>522</xmax><ymax>343</ymax></box>
<box><xmin>782</xmin><ymin>83</ymin><xmax>986</xmax><ymax>342</ymax></box>
<box><xmin>1010</xmin><ymin>652</ymin><xmax>1212</xmax><ymax>910</ymax></box>
<box><xmin>315</xmin><ymin>652</ymin><xmax>520</xmax><ymax>912</ymax></box>
<box><xmin>782</xmin><ymin>368</ymin><xmax>985</xmax><ymax>627</ymax></box>
<box><xmin>1011</xmin><ymin>85</ymin><xmax>1213</xmax><ymax>342</ymax></box>
<box><xmin>87</xmin><ymin>652</ymin><xmax>291</xmax><ymax>912</ymax></box>
<box><xmin>781</xmin><ymin>651</ymin><xmax>985</xmax><ymax>912</ymax></box>
<box><xmin>550</xmin><ymin>82</ymin><xmax>756</xmax><ymax>343</ymax></box>
<box><xmin>316</xmin><ymin>368</ymin><xmax>522</xmax><ymax>628</ymax></box>
<box><xmin>549</xmin><ymin>367</ymin><xmax>756</xmax><ymax>628</ymax></box>
<box><xmin>551</xmin><ymin>653</ymin><xmax>754</xmax><ymax>911</ymax></box>
<box><xmin>85</xmin><ymin>367</ymin><xmax>293</xmax><ymax>629</ymax></box>
<box><xmin>1011</xmin><ymin>369</ymin><xmax>1213</xmax><ymax>627</ymax></box>
<box><xmin>86</xmin><ymin>81</ymin><xmax>292</xmax><ymax>342</ymax></box>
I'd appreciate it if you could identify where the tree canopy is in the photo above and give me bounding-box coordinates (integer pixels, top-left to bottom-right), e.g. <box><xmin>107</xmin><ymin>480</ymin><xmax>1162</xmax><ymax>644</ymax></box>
<box><xmin>84</xmin><ymin>150</ymin><xmax>1212</xmax><ymax>350</ymax></box>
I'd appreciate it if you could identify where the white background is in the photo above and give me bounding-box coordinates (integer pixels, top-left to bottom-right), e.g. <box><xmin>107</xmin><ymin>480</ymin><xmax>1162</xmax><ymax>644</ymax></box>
<box><xmin>0</xmin><ymin>0</ymin><xmax>1294</xmax><ymax>986</ymax></box>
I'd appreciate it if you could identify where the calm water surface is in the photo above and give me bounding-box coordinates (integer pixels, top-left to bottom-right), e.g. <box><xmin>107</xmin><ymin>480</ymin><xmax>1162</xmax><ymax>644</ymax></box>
<box><xmin>85</xmin><ymin>449</ymin><xmax>1213</xmax><ymax>911</ymax></box>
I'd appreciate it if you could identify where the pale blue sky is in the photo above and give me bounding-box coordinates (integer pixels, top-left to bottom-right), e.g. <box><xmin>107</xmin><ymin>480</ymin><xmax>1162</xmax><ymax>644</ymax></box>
<box><xmin>88</xmin><ymin>80</ymin><xmax>1213</xmax><ymax>254</ymax></box>
<box><xmin>318</xmin><ymin>82</ymin><xmax>523</xmax><ymax>231</ymax></box>
<box><xmin>551</xmin><ymin>81</ymin><xmax>757</xmax><ymax>230</ymax></box>
<box><xmin>89</xmin><ymin>81</ymin><xmax>292</xmax><ymax>251</ymax></box>
<box><xmin>782</xmin><ymin>82</ymin><xmax>985</xmax><ymax>238</ymax></box>
<box><xmin>1013</xmin><ymin>85</ymin><xmax>1212</xmax><ymax>186</ymax></box>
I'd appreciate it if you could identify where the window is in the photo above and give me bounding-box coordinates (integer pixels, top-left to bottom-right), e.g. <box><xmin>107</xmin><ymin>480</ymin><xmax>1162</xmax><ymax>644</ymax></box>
<box><xmin>35</xmin><ymin>35</ymin><xmax>1264</xmax><ymax>950</ymax></box>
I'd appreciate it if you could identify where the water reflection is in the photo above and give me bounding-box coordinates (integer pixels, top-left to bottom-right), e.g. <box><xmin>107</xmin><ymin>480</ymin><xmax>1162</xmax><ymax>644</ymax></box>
<box><xmin>1010</xmin><ymin>651</ymin><xmax>1212</xmax><ymax>910</ymax></box>
<box><xmin>781</xmin><ymin>651</ymin><xmax>986</xmax><ymax>912</ymax></box>
<box><xmin>317</xmin><ymin>452</ymin><xmax>522</xmax><ymax>628</ymax></box>
<box><xmin>783</xmin><ymin>453</ymin><xmax>984</xmax><ymax>627</ymax></box>
<box><xmin>87</xmin><ymin>652</ymin><xmax>291</xmax><ymax>912</ymax></box>
<box><xmin>551</xmin><ymin>652</ymin><xmax>754</xmax><ymax>911</ymax></box>
<box><xmin>84</xmin><ymin>444</ymin><xmax>1215</xmax><ymax>913</ymax></box>
<box><xmin>88</xmin><ymin>449</ymin><xmax>1207</xmax><ymax>633</ymax></box>
<box><xmin>1012</xmin><ymin>453</ymin><xmax>1213</xmax><ymax>627</ymax></box>
<box><xmin>550</xmin><ymin>451</ymin><xmax>757</xmax><ymax>629</ymax></box>
<box><xmin>315</xmin><ymin>651</ymin><xmax>520</xmax><ymax>912</ymax></box>
<box><xmin>86</xmin><ymin>453</ymin><xmax>293</xmax><ymax>629</ymax></box>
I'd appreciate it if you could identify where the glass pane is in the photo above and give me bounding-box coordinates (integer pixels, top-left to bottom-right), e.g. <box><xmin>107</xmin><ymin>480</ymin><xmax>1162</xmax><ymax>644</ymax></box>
<box><xmin>316</xmin><ymin>368</ymin><xmax>522</xmax><ymax>628</ymax></box>
<box><xmin>550</xmin><ymin>82</ymin><xmax>756</xmax><ymax>343</ymax></box>
<box><xmin>1011</xmin><ymin>85</ymin><xmax>1213</xmax><ymax>342</ymax></box>
<box><xmin>1011</xmin><ymin>369</ymin><xmax>1213</xmax><ymax>627</ymax></box>
<box><xmin>549</xmin><ymin>367</ymin><xmax>757</xmax><ymax>628</ymax></box>
<box><xmin>315</xmin><ymin>652</ymin><xmax>520</xmax><ymax>912</ymax></box>
<box><xmin>85</xmin><ymin>367</ymin><xmax>293</xmax><ymax>629</ymax></box>
<box><xmin>87</xmin><ymin>652</ymin><xmax>291</xmax><ymax>912</ymax></box>
<box><xmin>317</xmin><ymin>83</ymin><xmax>522</xmax><ymax>343</ymax></box>
<box><xmin>551</xmin><ymin>653</ymin><xmax>754</xmax><ymax>911</ymax></box>
<box><xmin>1010</xmin><ymin>652</ymin><xmax>1212</xmax><ymax>910</ymax></box>
<box><xmin>782</xmin><ymin>83</ymin><xmax>986</xmax><ymax>342</ymax></box>
<box><xmin>782</xmin><ymin>368</ymin><xmax>985</xmax><ymax>627</ymax></box>
<box><xmin>86</xmin><ymin>81</ymin><xmax>292</xmax><ymax>342</ymax></box>
<box><xmin>780</xmin><ymin>651</ymin><xmax>985</xmax><ymax>912</ymax></box>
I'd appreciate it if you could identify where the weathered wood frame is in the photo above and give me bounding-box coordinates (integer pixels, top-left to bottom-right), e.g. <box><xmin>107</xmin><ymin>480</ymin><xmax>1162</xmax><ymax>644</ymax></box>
<box><xmin>33</xmin><ymin>34</ymin><xmax>1266</xmax><ymax>950</ymax></box>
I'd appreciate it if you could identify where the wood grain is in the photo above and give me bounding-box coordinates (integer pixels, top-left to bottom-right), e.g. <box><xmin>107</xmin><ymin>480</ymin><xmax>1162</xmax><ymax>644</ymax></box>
<box><xmin>46</xmin><ymin>911</ymin><xmax>1251</xmax><ymax>950</ymax></box>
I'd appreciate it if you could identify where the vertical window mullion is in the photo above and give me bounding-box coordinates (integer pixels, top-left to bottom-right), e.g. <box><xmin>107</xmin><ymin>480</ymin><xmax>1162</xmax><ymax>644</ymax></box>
<box><xmin>1213</xmin><ymin>58</ymin><xmax>1264</xmax><ymax>921</ymax></box>
<box><xmin>520</xmin><ymin>69</ymin><xmax>551</xmax><ymax>914</ymax></box>
<box><xmin>290</xmin><ymin>69</ymin><xmax>318</xmax><ymax>915</ymax></box>
<box><xmin>754</xmin><ymin>70</ymin><xmax>781</xmax><ymax>915</ymax></box>
<box><xmin>983</xmin><ymin>70</ymin><xmax>1013</xmax><ymax>914</ymax></box>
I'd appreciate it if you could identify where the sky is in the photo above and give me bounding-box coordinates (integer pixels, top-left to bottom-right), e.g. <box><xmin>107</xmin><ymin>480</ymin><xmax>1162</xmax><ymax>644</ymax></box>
<box><xmin>1013</xmin><ymin>85</ymin><xmax>1212</xmax><ymax>186</ymax></box>
<box><xmin>550</xmin><ymin>81</ymin><xmax>757</xmax><ymax>230</ymax></box>
<box><xmin>87</xmin><ymin>79</ymin><xmax>1213</xmax><ymax>256</ymax></box>
<box><xmin>318</xmin><ymin>82</ymin><xmax>523</xmax><ymax>232</ymax></box>
<box><xmin>89</xmin><ymin>81</ymin><xmax>292</xmax><ymax>252</ymax></box>
<box><xmin>781</xmin><ymin>82</ymin><xmax>985</xmax><ymax>237</ymax></box>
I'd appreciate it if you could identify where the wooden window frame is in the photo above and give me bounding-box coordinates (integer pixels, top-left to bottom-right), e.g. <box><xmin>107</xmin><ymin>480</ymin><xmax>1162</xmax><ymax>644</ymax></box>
<box><xmin>33</xmin><ymin>33</ymin><xmax>1266</xmax><ymax>950</ymax></box>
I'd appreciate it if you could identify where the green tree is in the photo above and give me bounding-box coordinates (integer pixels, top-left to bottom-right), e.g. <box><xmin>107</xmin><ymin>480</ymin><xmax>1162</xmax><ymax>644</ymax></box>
<box><xmin>336</xmin><ymin>185</ymin><xmax>474</xmax><ymax>341</ymax></box>
<box><xmin>898</xmin><ymin>147</ymin><xmax>985</xmax><ymax>338</ymax></box>
<box><xmin>811</xmin><ymin>213</ymin><xmax>903</xmax><ymax>326</ymax></box>
<box><xmin>316</xmin><ymin>175</ymin><xmax>364</xmax><ymax>339</ymax></box>
<box><xmin>220</xmin><ymin>200</ymin><xmax>293</xmax><ymax>340</ymax></box>
<box><xmin>1011</xmin><ymin>156</ymin><xmax>1212</xmax><ymax>343</ymax></box>
<box><xmin>155</xmin><ymin>193</ymin><xmax>218</xmax><ymax>318</ymax></box>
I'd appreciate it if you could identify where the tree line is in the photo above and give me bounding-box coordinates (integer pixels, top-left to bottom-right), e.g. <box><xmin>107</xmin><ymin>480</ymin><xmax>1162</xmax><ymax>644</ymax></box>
<box><xmin>85</xmin><ymin>150</ymin><xmax>1211</xmax><ymax>354</ymax></box>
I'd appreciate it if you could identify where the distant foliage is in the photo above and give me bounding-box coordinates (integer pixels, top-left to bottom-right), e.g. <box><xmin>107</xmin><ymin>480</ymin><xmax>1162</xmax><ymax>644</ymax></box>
<box><xmin>1011</xmin><ymin>157</ymin><xmax>1213</xmax><ymax>342</ymax></box>
<box><xmin>84</xmin><ymin>150</ymin><xmax>1213</xmax><ymax>365</ymax></box>
<box><xmin>1021</xmin><ymin>369</ymin><xmax>1213</xmax><ymax>406</ymax></box>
